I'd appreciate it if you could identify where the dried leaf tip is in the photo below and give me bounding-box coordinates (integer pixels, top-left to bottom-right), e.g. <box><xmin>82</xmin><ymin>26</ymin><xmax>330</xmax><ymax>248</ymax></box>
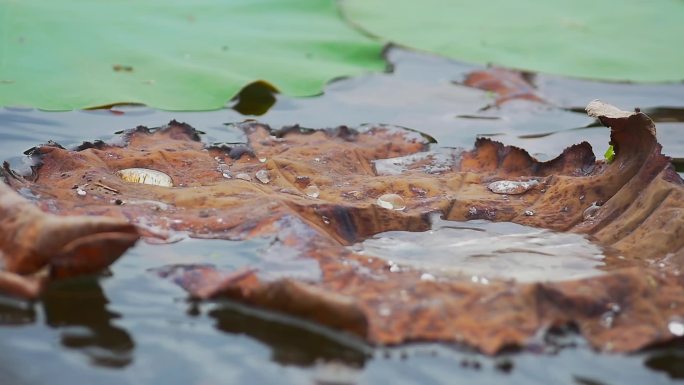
<box><xmin>586</xmin><ymin>100</ymin><xmax>634</xmax><ymax>119</ymax></box>
<box><xmin>585</xmin><ymin>100</ymin><xmax>656</xmax><ymax>137</ymax></box>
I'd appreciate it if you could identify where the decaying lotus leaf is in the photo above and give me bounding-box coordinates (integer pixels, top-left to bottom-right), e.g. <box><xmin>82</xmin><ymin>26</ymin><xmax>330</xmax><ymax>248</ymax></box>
<box><xmin>463</xmin><ymin>67</ymin><xmax>544</xmax><ymax>105</ymax></box>
<box><xmin>2</xmin><ymin>102</ymin><xmax>683</xmax><ymax>354</ymax></box>
<box><xmin>0</xmin><ymin>176</ymin><xmax>140</xmax><ymax>297</ymax></box>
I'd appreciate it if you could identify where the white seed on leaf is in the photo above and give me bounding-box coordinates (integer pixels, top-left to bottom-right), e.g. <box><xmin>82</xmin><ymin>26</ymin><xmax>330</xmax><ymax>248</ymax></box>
<box><xmin>116</xmin><ymin>168</ymin><xmax>173</xmax><ymax>187</ymax></box>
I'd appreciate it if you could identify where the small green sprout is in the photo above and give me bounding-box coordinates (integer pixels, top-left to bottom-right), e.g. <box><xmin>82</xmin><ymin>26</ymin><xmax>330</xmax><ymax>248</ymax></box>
<box><xmin>604</xmin><ymin>145</ymin><xmax>615</xmax><ymax>163</ymax></box>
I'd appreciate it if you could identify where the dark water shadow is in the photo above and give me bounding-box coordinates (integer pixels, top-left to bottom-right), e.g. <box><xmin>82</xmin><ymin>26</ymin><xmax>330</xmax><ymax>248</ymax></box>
<box><xmin>208</xmin><ymin>301</ymin><xmax>368</xmax><ymax>368</ymax></box>
<box><xmin>0</xmin><ymin>300</ymin><xmax>36</xmax><ymax>326</ymax></box>
<box><xmin>41</xmin><ymin>278</ymin><xmax>135</xmax><ymax>368</ymax></box>
<box><xmin>231</xmin><ymin>81</ymin><xmax>278</xmax><ymax>116</ymax></box>
<box><xmin>643</xmin><ymin>340</ymin><xmax>684</xmax><ymax>380</ymax></box>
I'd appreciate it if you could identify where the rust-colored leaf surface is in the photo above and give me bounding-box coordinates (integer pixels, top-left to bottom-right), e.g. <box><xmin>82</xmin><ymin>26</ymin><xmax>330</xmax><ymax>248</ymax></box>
<box><xmin>0</xmin><ymin>180</ymin><xmax>139</xmax><ymax>298</ymax></box>
<box><xmin>2</xmin><ymin>101</ymin><xmax>682</xmax><ymax>354</ymax></box>
<box><xmin>463</xmin><ymin>67</ymin><xmax>544</xmax><ymax>105</ymax></box>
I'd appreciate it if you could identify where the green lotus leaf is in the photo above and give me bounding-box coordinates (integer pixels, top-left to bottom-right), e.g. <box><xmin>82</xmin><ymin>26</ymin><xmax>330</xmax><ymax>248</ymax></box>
<box><xmin>341</xmin><ymin>0</ymin><xmax>684</xmax><ymax>82</ymax></box>
<box><xmin>0</xmin><ymin>0</ymin><xmax>384</xmax><ymax>110</ymax></box>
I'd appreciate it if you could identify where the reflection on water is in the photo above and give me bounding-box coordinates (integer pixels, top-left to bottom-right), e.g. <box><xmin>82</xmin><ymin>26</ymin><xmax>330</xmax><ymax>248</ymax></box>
<box><xmin>209</xmin><ymin>302</ymin><xmax>368</xmax><ymax>367</ymax></box>
<box><xmin>644</xmin><ymin>341</ymin><xmax>684</xmax><ymax>380</ymax></box>
<box><xmin>140</xmin><ymin>234</ymin><xmax>322</xmax><ymax>284</ymax></box>
<box><xmin>354</xmin><ymin>215</ymin><xmax>606</xmax><ymax>283</ymax></box>
<box><xmin>42</xmin><ymin>279</ymin><xmax>134</xmax><ymax>368</ymax></box>
<box><xmin>0</xmin><ymin>301</ymin><xmax>35</xmax><ymax>325</ymax></box>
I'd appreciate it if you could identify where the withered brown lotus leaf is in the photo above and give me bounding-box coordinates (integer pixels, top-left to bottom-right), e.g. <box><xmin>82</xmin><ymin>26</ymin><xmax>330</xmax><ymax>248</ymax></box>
<box><xmin>0</xmin><ymin>178</ymin><xmax>140</xmax><ymax>298</ymax></box>
<box><xmin>2</xmin><ymin>102</ymin><xmax>682</xmax><ymax>354</ymax></box>
<box><xmin>463</xmin><ymin>67</ymin><xmax>544</xmax><ymax>105</ymax></box>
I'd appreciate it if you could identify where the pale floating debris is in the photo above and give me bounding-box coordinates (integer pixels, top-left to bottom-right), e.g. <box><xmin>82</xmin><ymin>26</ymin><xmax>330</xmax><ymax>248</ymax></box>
<box><xmin>488</xmin><ymin>179</ymin><xmax>538</xmax><ymax>195</ymax></box>
<box><xmin>235</xmin><ymin>173</ymin><xmax>252</xmax><ymax>181</ymax></box>
<box><xmin>668</xmin><ymin>317</ymin><xmax>684</xmax><ymax>336</ymax></box>
<box><xmin>524</xmin><ymin>210</ymin><xmax>535</xmax><ymax>216</ymax></box>
<box><xmin>470</xmin><ymin>275</ymin><xmax>489</xmax><ymax>285</ymax></box>
<box><xmin>76</xmin><ymin>188</ymin><xmax>87</xmax><ymax>196</ymax></box>
<box><xmin>376</xmin><ymin>193</ymin><xmax>406</xmax><ymax>210</ymax></box>
<box><xmin>222</xmin><ymin>172</ymin><xmax>232</xmax><ymax>179</ymax></box>
<box><xmin>304</xmin><ymin>184</ymin><xmax>320</xmax><ymax>198</ymax></box>
<box><xmin>344</xmin><ymin>190</ymin><xmax>363</xmax><ymax>200</ymax></box>
<box><xmin>255</xmin><ymin>169</ymin><xmax>270</xmax><ymax>184</ymax></box>
<box><xmin>583</xmin><ymin>201</ymin><xmax>602</xmax><ymax>220</ymax></box>
<box><xmin>116</xmin><ymin>168</ymin><xmax>173</xmax><ymax>187</ymax></box>
<box><xmin>258</xmin><ymin>158</ymin><xmax>267</xmax><ymax>163</ymax></box>
<box><xmin>387</xmin><ymin>260</ymin><xmax>402</xmax><ymax>273</ymax></box>
<box><xmin>420</xmin><ymin>273</ymin><xmax>436</xmax><ymax>281</ymax></box>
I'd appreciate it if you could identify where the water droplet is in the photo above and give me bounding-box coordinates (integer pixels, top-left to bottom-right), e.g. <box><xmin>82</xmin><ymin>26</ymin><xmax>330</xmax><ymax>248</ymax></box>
<box><xmin>116</xmin><ymin>168</ymin><xmax>173</xmax><ymax>187</ymax></box>
<box><xmin>76</xmin><ymin>188</ymin><xmax>87</xmax><ymax>196</ymax></box>
<box><xmin>235</xmin><ymin>173</ymin><xmax>251</xmax><ymax>181</ymax></box>
<box><xmin>470</xmin><ymin>275</ymin><xmax>490</xmax><ymax>285</ymax></box>
<box><xmin>321</xmin><ymin>216</ymin><xmax>331</xmax><ymax>224</ymax></box>
<box><xmin>255</xmin><ymin>169</ymin><xmax>270</xmax><ymax>184</ymax></box>
<box><xmin>600</xmin><ymin>312</ymin><xmax>615</xmax><ymax>328</ymax></box>
<box><xmin>583</xmin><ymin>201</ymin><xmax>602</xmax><ymax>220</ymax></box>
<box><xmin>607</xmin><ymin>302</ymin><xmax>621</xmax><ymax>313</ymax></box>
<box><xmin>387</xmin><ymin>260</ymin><xmax>403</xmax><ymax>273</ymax></box>
<box><xmin>420</xmin><ymin>273</ymin><xmax>435</xmax><ymax>281</ymax></box>
<box><xmin>668</xmin><ymin>317</ymin><xmax>684</xmax><ymax>336</ymax></box>
<box><xmin>304</xmin><ymin>185</ymin><xmax>320</xmax><ymax>198</ymax></box>
<box><xmin>524</xmin><ymin>210</ymin><xmax>535</xmax><ymax>216</ymax></box>
<box><xmin>259</xmin><ymin>158</ymin><xmax>267</xmax><ymax>163</ymax></box>
<box><xmin>579</xmin><ymin>195</ymin><xmax>586</xmax><ymax>201</ymax></box>
<box><xmin>488</xmin><ymin>179</ymin><xmax>538</xmax><ymax>195</ymax></box>
<box><xmin>376</xmin><ymin>193</ymin><xmax>406</xmax><ymax>210</ymax></box>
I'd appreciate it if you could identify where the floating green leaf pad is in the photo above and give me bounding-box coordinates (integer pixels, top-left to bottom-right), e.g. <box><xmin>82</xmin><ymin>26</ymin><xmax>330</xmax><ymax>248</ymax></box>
<box><xmin>0</xmin><ymin>0</ymin><xmax>384</xmax><ymax>110</ymax></box>
<box><xmin>341</xmin><ymin>0</ymin><xmax>684</xmax><ymax>82</ymax></box>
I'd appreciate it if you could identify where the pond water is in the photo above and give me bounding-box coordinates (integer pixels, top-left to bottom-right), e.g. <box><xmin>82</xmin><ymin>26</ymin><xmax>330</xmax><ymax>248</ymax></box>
<box><xmin>1</xmin><ymin>47</ymin><xmax>683</xmax><ymax>384</ymax></box>
<box><xmin>353</xmin><ymin>215</ymin><xmax>607</xmax><ymax>283</ymax></box>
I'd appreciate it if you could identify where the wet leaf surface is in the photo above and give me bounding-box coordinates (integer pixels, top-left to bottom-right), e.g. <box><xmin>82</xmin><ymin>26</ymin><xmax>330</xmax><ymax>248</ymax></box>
<box><xmin>2</xmin><ymin>101</ymin><xmax>682</xmax><ymax>355</ymax></box>
<box><xmin>0</xmin><ymin>179</ymin><xmax>139</xmax><ymax>298</ymax></box>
